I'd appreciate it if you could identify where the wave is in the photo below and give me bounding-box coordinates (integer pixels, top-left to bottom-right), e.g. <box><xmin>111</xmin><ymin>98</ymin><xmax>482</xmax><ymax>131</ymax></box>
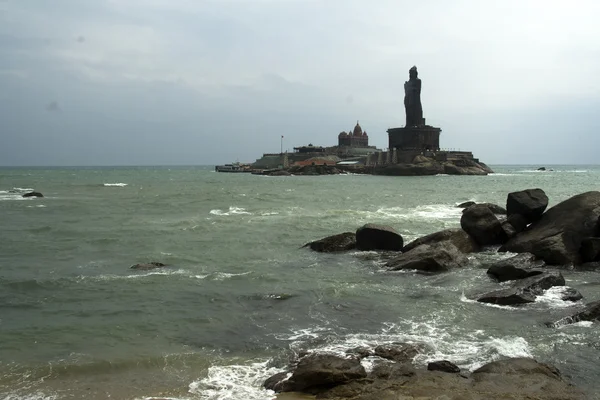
<box><xmin>103</xmin><ymin>183</ymin><xmax>128</xmax><ymax>187</ymax></box>
<box><xmin>209</xmin><ymin>207</ymin><xmax>252</xmax><ymax>216</ymax></box>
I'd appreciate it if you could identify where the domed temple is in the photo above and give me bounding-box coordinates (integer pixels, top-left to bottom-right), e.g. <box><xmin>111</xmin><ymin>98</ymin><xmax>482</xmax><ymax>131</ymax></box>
<box><xmin>338</xmin><ymin>121</ymin><xmax>369</xmax><ymax>148</ymax></box>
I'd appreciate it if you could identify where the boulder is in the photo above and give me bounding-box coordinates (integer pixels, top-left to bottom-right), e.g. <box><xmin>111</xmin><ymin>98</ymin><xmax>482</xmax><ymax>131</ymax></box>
<box><xmin>427</xmin><ymin>360</ymin><xmax>460</xmax><ymax>373</ymax></box>
<box><xmin>506</xmin><ymin>188</ymin><xmax>549</xmax><ymax>223</ymax></box>
<box><xmin>579</xmin><ymin>237</ymin><xmax>600</xmax><ymax>262</ymax></box>
<box><xmin>561</xmin><ymin>288</ymin><xmax>583</xmax><ymax>302</ymax></box>
<box><xmin>373</xmin><ymin>343</ymin><xmax>425</xmax><ymax>363</ymax></box>
<box><xmin>472</xmin><ymin>357</ymin><xmax>561</xmax><ymax>380</ymax></box>
<box><xmin>506</xmin><ymin>213</ymin><xmax>529</xmax><ymax>233</ymax></box>
<box><xmin>402</xmin><ymin>228</ymin><xmax>479</xmax><ymax>254</ymax></box>
<box><xmin>546</xmin><ymin>300</ymin><xmax>600</xmax><ymax>328</ymax></box>
<box><xmin>475</xmin><ymin>272</ymin><xmax>565</xmax><ymax>305</ymax></box>
<box><xmin>500</xmin><ymin>191</ymin><xmax>600</xmax><ymax>265</ymax></box>
<box><xmin>463</xmin><ymin>202</ymin><xmax>507</xmax><ymax>215</ymax></box>
<box><xmin>264</xmin><ymin>353</ymin><xmax>366</xmax><ymax>393</ymax></box>
<box><xmin>457</xmin><ymin>201</ymin><xmax>476</xmax><ymax>208</ymax></box>
<box><xmin>130</xmin><ymin>262</ymin><xmax>167</xmax><ymax>270</ymax></box>
<box><xmin>303</xmin><ymin>232</ymin><xmax>356</xmax><ymax>252</ymax></box>
<box><xmin>460</xmin><ymin>204</ymin><xmax>508</xmax><ymax>246</ymax></box>
<box><xmin>22</xmin><ymin>191</ymin><xmax>43</xmax><ymax>198</ymax></box>
<box><xmin>385</xmin><ymin>242</ymin><xmax>469</xmax><ymax>273</ymax></box>
<box><xmin>537</xmin><ymin>167</ymin><xmax>546</xmax><ymax>171</ymax></box>
<box><xmin>486</xmin><ymin>253</ymin><xmax>544</xmax><ymax>282</ymax></box>
<box><xmin>356</xmin><ymin>224</ymin><xmax>403</xmax><ymax>251</ymax></box>
<box><xmin>368</xmin><ymin>362</ymin><xmax>415</xmax><ymax>379</ymax></box>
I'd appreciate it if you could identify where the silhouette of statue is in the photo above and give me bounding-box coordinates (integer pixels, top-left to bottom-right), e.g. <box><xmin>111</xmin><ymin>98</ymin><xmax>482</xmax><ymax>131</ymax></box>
<box><xmin>404</xmin><ymin>66</ymin><xmax>423</xmax><ymax>127</ymax></box>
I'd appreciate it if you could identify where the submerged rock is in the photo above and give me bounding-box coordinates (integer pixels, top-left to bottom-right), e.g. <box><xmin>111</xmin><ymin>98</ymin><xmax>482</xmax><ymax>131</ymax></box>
<box><xmin>373</xmin><ymin>343</ymin><xmax>426</xmax><ymax>363</ymax></box>
<box><xmin>546</xmin><ymin>300</ymin><xmax>600</xmax><ymax>328</ymax></box>
<box><xmin>402</xmin><ymin>228</ymin><xmax>479</xmax><ymax>254</ymax></box>
<box><xmin>130</xmin><ymin>262</ymin><xmax>167</xmax><ymax>270</ymax></box>
<box><xmin>356</xmin><ymin>223</ymin><xmax>403</xmax><ymax>251</ymax></box>
<box><xmin>303</xmin><ymin>232</ymin><xmax>356</xmax><ymax>252</ymax></box>
<box><xmin>385</xmin><ymin>242</ymin><xmax>469</xmax><ymax>273</ymax></box>
<box><xmin>500</xmin><ymin>191</ymin><xmax>600</xmax><ymax>265</ymax></box>
<box><xmin>427</xmin><ymin>360</ymin><xmax>460</xmax><ymax>373</ymax></box>
<box><xmin>486</xmin><ymin>253</ymin><xmax>544</xmax><ymax>282</ymax></box>
<box><xmin>22</xmin><ymin>191</ymin><xmax>43</xmax><ymax>198</ymax></box>
<box><xmin>475</xmin><ymin>272</ymin><xmax>565</xmax><ymax>305</ymax></box>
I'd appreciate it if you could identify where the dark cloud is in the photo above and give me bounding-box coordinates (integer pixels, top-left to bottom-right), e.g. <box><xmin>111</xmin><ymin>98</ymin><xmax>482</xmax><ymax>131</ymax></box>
<box><xmin>45</xmin><ymin>101</ymin><xmax>60</xmax><ymax>112</ymax></box>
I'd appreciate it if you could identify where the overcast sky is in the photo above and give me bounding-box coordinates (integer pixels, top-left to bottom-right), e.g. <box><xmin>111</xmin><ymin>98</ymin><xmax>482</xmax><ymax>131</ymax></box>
<box><xmin>1</xmin><ymin>0</ymin><xmax>599</xmax><ymax>166</ymax></box>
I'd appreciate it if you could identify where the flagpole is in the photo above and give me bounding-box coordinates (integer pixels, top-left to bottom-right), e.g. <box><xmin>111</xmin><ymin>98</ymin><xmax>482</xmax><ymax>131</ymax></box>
<box><xmin>280</xmin><ymin>135</ymin><xmax>283</xmax><ymax>154</ymax></box>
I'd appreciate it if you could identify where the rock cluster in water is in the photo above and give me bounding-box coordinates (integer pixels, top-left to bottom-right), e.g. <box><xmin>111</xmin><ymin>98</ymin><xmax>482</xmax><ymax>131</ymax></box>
<box><xmin>280</xmin><ymin>189</ymin><xmax>600</xmax><ymax>398</ymax></box>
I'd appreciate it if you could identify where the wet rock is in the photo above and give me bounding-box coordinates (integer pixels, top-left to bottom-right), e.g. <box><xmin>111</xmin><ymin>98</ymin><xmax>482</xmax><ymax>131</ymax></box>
<box><xmin>500</xmin><ymin>191</ymin><xmax>600</xmax><ymax>265</ymax></box>
<box><xmin>130</xmin><ymin>262</ymin><xmax>167</xmax><ymax>270</ymax></box>
<box><xmin>373</xmin><ymin>343</ymin><xmax>426</xmax><ymax>363</ymax></box>
<box><xmin>356</xmin><ymin>224</ymin><xmax>403</xmax><ymax>251</ymax></box>
<box><xmin>506</xmin><ymin>188</ymin><xmax>549</xmax><ymax>223</ymax></box>
<box><xmin>486</xmin><ymin>253</ymin><xmax>544</xmax><ymax>282</ymax></box>
<box><xmin>472</xmin><ymin>357</ymin><xmax>561</xmax><ymax>379</ymax></box>
<box><xmin>385</xmin><ymin>242</ymin><xmax>469</xmax><ymax>273</ymax></box>
<box><xmin>22</xmin><ymin>191</ymin><xmax>43</xmax><ymax>198</ymax></box>
<box><xmin>561</xmin><ymin>288</ymin><xmax>584</xmax><ymax>302</ymax></box>
<box><xmin>506</xmin><ymin>213</ymin><xmax>529</xmax><ymax>233</ymax></box>
<box><xmin>475</xmin><ymin>272</ymin><xmax>565</xmax><ymax>305</ymax></box>
<box><xmin>579</xmin><ymin>237</ymin><xmax>600</xmax><ymax>262</ymax></box>
<box><xmin>538</xmin><ymin>167</ymin><xmax>546</xmax><ymax>171</ymax></box>
<box><xmin>460</xmin><ymin>204</ymin><xmax>507</xmax><ymax>246</ymax></box>
<box><xmin>546</xmin><ymin>300</ymin><xmax>600</xmax><ymax>328</ymax></box>
<box><xmin>463</xmin><ymin>202</ymin><xmax>507</xmax><ymax>215</ymax></box>
<box><xmin>265</xmin><ymin>353</ymin><xmax>366</xmax><ymax>393</ymax></box>
<box><xmin>427</xmin><ymin>360</ymin><xmax>460</xmax><ymax>373</ymax></box>
<box><xmin>345</xmin><ymin>347</ymin><xmax>371</xmax><ymax>359</ymax></box>
<box><xmin>402</xmin><ymin>228</ymin><xmax>479</xmax><ymax>254</ymax></box>
<box><xmin>457</xmin><ymin>201</ymin><xmax>476</xmax><ymax>208</ymax></box>
<box><xmin>368</xmin><ymin>362</ymin><xmax>415</xmax><ymax>379</ymax></box>
<box><xmin>263</xmin><ymin>371</ymin><xmax>289</xmax><ymax>391</ymax></box>
<box><xmin>303</xmin><ymin>232</ymin><xmax>356</xmax><ymax>252</ymax></box>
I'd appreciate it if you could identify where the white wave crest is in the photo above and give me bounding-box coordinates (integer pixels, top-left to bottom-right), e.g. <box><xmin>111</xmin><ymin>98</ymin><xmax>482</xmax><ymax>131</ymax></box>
<box><xmin>103</xmin><ymin>183</ymin><xmax>128</xmax><ymax>187</ymax></box>
<box><xmin>209</xmin><ymin>207</ymin><xmax>252</xmax><ymax>216</ymax></box>
<box><xmin>534</xmin><ymin>286</ymin><xmax>582</xmax><ymax>309</ymax></box>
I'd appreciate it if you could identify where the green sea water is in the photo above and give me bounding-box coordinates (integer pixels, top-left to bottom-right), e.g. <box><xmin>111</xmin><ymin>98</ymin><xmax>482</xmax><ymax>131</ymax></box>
<box><xmin>1</xmin><ymin>165</ymin><xmax>599</xmax><ymax>399</ymax></box>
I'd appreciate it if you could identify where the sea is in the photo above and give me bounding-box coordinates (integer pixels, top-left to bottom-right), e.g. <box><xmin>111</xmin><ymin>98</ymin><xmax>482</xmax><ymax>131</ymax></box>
<box><xmin>1</xmin><ymin>165</ymin><xmax>599</xmax><ymax>400</ymax></box>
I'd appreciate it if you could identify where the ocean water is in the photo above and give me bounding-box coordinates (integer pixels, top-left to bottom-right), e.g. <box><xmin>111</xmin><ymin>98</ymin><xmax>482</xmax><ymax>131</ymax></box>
<box><xmin>0</xmin><ymin>165</ymin><xmax>599</xmax><ymax>400</ymax></box>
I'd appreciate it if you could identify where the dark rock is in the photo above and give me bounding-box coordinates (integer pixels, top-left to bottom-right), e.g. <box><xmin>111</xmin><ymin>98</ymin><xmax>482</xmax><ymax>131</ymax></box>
<box><xmin>462</xmin><ymin>202</ymin><xmax>507</xmax><ymax>215</ymax></box>
<box><xmin>576</xmin><ymin>261</ymin><xmax>600</xmax><ymax>271</ymax></box>
<box><xmin>475</xmin><ymin>272</ymin><xmax>565</xmax><ymax>305</ymax></box>
<box><xmin>472</xmin><ymin>357</ymin><xmax>561</xmax><ymax>380</ymax></box>
<box><xmin>356</xmin><ymin>224</ymin><xmax>403</xmax><ymax>251</ymax></box>
<box><xmin>500</xmin><ymin>191</ymin><xmax>600</xmax><ymax>265</ymax></box>
<box><xmin>561</xmin><ymin>288</ymin><xmax>583</xmax><ymax>302</ymax></box>
<box><xmin>500</xmin><ymin>220</ymin><xmax>517</xmax><ymax>239</ymax></box>
<box><xmin>268</xmin><ymin>169</ymin><xmax>292</xmax><ymax>176</ymax></box>
<box><xmin>130</xmin><ymin>262</ymin><xmax>167</xmax><ymax>270</ymax></box>
<box><xmin>506</xmin><ymin>188</ymin><xmax>549</xmax><ymax>223</ymax></box>
<box><xmin>345</xmin><ymin>347</ymin><xmax>371</xmax><ymax>359</ymax></box>
<box><xmin>486</xmin><ymin>253</ymin><xmax>544</xmax><ymax>282</ymax></box>
<box><xmin>373</xmin><ymin>343</ymin><xmax>425</xmax><ymax>363</ymax></box>
<box><xmin>538</xmin><ymin>167</ymin><xmax>546</xmax><ymax>171</ymax></box>
<box><xmin>457</xmin><ymin>201</ymin><xmax>476</xmax><ymax>208</ymax></box>
<box><xmin>579</xmin><ymin>237</ymin><xmax>600</xmax><ymax>262</ymax></box>
<box><xmin>402</xmin><ymin>228</ymin><xmax>479</xmax><ymax>254</ymax></box>
<box><xmin>385</xmin><ymin>242</ymin><xmax>469</xmax><ymax>273</ymax></box>
<box><xmin>303</xmin><ymin>232</ymin><xmax>356</xmax><ymax>253</ymax></box>
<box><xmin>271</xmin><ymin>353</ymin><xmax>367</xmax><ymax>393</ymax></box>
<box><xmin>372</xmin><ymin>162</ymin><xmax>442</xmax><ymax>176</ymax></box>
<box><xmin>507</xmin><ymin>213</ymin><xmax>529</xmax><ymax>233</ymax></box>
<box><xmin>546</xmin><ymin>300</ymin><xmax>600</xmax><ymax>328</ymax></box>
<box><xmin>460</xmin><ymin>204</ymin><xmax>508</xmax><ymax>246</ymax></box>
<box><xmin>427</xmin><ymin>360</ymin><xmax>460</xmax><ymax>373</ymax></box>
<box><xmin>22</xmin><ymin>191</ymin><xmax>43</xmax><ymax>198</ymax></box>
<box><xmin>368</xmin><ymin>362</ymin><xmax>415</xmax><ymax>379</ymax></box>
<box><xmin>263</xmin><ymin>371</ymin><xmax>289</xmax><ymax>391</ymax></box>
<box><xmin>443</xmin><ymin>160</ymin><xmax>489</xmax><ymax>176</ymax></box>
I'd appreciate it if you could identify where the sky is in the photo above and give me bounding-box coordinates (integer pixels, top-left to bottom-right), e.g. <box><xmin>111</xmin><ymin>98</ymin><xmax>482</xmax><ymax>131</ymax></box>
<box><xmin>1</xmin><ymin>0</ymin><xmax>599</xmax><ymax>166</ymax></box>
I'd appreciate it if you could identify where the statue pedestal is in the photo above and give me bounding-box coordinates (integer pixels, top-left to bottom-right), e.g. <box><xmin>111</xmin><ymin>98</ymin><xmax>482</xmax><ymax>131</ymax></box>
<box><xmin>387</xmin><ymin>126</ymin><xmax>441</xmax><ymax>153</ymax></box>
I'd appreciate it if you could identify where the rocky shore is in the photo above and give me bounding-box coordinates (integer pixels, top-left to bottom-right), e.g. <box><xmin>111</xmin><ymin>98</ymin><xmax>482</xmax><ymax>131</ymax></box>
<box><xmin>264</xmin><ymin>188</ymin><xmax>600</xmax><ymax>399</ymax></box>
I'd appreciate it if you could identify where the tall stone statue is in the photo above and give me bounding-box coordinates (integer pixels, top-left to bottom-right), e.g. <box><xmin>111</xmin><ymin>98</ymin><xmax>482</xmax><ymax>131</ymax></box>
<box><xmin>404</xmin><ymin>66</ymin><xmax>423</xmax><ymax>127</ymax></box>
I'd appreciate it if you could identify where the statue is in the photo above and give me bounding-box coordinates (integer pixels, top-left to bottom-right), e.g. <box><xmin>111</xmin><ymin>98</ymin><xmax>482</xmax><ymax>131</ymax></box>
<box><xmin>404</xmin><ymin>66</ymin><xmax>423</xmax><ymax>127</ymax></box>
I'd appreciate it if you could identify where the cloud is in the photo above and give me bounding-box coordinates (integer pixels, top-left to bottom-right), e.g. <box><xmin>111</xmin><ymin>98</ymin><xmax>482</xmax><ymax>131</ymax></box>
<box><xmin>45</xmin><ymin>101</ymin><xmax>61</xmax><ymax>112</ymax></box>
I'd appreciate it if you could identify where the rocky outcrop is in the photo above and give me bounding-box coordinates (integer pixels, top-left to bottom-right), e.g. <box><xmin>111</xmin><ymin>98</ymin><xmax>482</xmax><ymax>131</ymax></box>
<box><xmin>385</xmin><ymin>242</ymin><xmax>469</xmax><ymax>273</ymax></box>
<box><xmin>486</xmin><ymin>253</ymin><xmax>544</xmax><ymax>282</ymax></box>
<box><xmin>372</xmin><ymin>158</ymin><xmax>492</xmax><ymax>176</ymax></box>
<box><xmin>304</xmin><ymin>232</ymin><xmax>356</xmax><ymax>252</ymax></box>
<box><xmin>460</xmin><ymin>204</ymin><xmax>507</xmax><ymax>246</ymax></box>
<box><xmin>427</xmin><ymin>360</ymin><xmax>460</xmax><ymax>373</ymax></box>
<box><xmin>373</xmin><ymin>343</ymin><xmax>426</xmax><ymax>363</ymax></box>
<box><xmin>402</xmin><ymin>228</ymin><xmax>479</xmax><ymax>254</ymax></box>
<box><xmin>475</xmin><ymin>272</ymin><xmax>565</xmax><ymax>305</ymax></box>
<box><xmin>457</xmin><ymin>201</ymin><xmax>476</xmax><ymax>208</ymax></box>
<box><xmin>546</xmin><ymin>300</ymin><xmax>600</xmax><ymax>328</ymax></box>
<box><xmin>22</xmin><ymin>191</ymin><xmax>43</xmax><ymax>198</ymax></box>
<box><xmin>356</xmin><ymin>224</ymin><xmax>403</xmax><ymax>251</ymax></box>
<box><xmin>500</xmin><ymin>191</ymin><xmax>600</xmax><ymax>265</ymax></box>
<box><xmin>130</xmin><ymin>262</ymin><xmax>167</xmax><ymax>270</ymax></box>
<box><xmin>506</xmin><ymin>188</ymin><xmax>549</xmax><ymax>223</ymax></box>
<box><xmin>579</xmin><ymin>237</ymin><xmax>600</xmax><ymax>262</ymax></box>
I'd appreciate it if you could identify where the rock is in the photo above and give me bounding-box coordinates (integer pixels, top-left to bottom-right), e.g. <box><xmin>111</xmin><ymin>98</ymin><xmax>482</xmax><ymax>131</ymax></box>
<box><xmin>130</xmin><ymin>262</ymin><xmax>167</xmax><ymax>270</ymax></box>
<box><xmin>561</xmin><ymin>288</ymin><xmax>583</xmax><ymax>302</ymax></box>
<box><xmin>427</xmin><ymin>360</ymin><xmax>460</xmax><ymax>373</ymax></box>
<box><xmin>462</xmin><ymin>202</ymin><xmax>507</xmax><ymax>215</ymax></box>
<box><xmin>475</xmin><ymin>272</ymin><xmax>565</xmax><ymax>305</ymax></box>
<box><xmin>402</xmin><ymin>228</ymin><xmax>479</xmax><ymax>254</ymax></box>
<box><xmin>472</xmin><ymin>357</ymin><xmax>561</xmax><ymax>379</ymax></box>
<box><xmin>368</xmin><ymin>362</ymin><xmax>415</xmax><ymax>379</ymax></box>
<box><xmin>579</xmin><ymin>237</ymin><xmax>600</xmax><ymax>262</ymax></box>
<box><xmin>460</xmin><ymin>204</ymin><xmax>508</xmax><ymax>246</ymax></box>
<box><xmin>303</xmin><ymin>232</ymin><xmax>356</xmax><ymax>252</ymax></box>
<box><xmin>268</xmin><ymin>169</ymin><xmax>292</xmax><ymax>176</ymax></box>
<box><xmin>486</xmin><ymin>253</ymin><xmax>544</xmax><ymax>282</ymax></box>
<box><xmin>385</xmin><ymin>242</ymin><xmax>469</xmax><ymax>273</ymax></box>
<box><xmin>506</xmin><ymin>188</ymin><xmax>549</xmax><ymax>223</ymax></box>
<box><xmin>22</xmin><ymin>191</ymin><xmax>43</xmax><ymax>198</ymax></box>
<box><xmin>373</xmin><ymin>162</ymin><xmax>442</xmax><ymax>176</ymax></box>
<box><xmin>500</xmin><ymin>191</ymin><xmax>600</xmax><ymax>265</ymax></box>
<box><xmin>345</xmin><ymin>347</ymin><xmax>371</xmax><ymax>359</ymax></box>
<box><xmin>506</xmin><ymin>213</ymin><xmax>529</xmax><ymax>233</ymax></box>
<box><xmin>266</xmin><ymin>353</ymin><xmax>367</xmax><ymax>393</ymax></box>
<box><xmin>457</xmin><ymin>201</ymin><xmax>476</xmax><ymax>208</ymax></box>
<box><xmin>373</xmin><ymin>343</ymin><xmax>425</xmax><ymax>363</ymax></box>
<box><xmin>443</xmin><ymin>160</ymin><xmax>488</xmax><ymax>176</ymax></box>
<box><xmin>500</xmin><ymin>220</ymin><xmax>518</xmax><ymax>239</ymax></box>
<box><xmin>356</xmin><ymin>224</ymin><xmax>403</xmax><ymax>251</ymax></box>
<box><xmin>538</xmin><ymin>167</ymin><xmax>546</xmax><ymax>171</ymax></box>
<box><xmin>263</xmin><ymin>371</ymin><xmax>289</xmax><ymax>391</ymax></box>
<box><xmin>546</xmin><ymin>300</ymin><xmax>600</xmax><ymax>328</ymax></box>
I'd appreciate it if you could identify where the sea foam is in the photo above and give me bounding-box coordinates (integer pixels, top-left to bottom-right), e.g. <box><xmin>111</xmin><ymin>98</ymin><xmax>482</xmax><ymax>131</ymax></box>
<box><xmin>103</xmin><ymin>183</ymin><xmax>128</xmax><ymax>187</ymax></box>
